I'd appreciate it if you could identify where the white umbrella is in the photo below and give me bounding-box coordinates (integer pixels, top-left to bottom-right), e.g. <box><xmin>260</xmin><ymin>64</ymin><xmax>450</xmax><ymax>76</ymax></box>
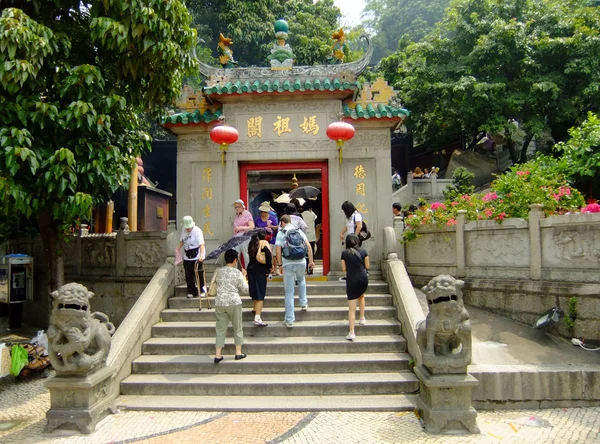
<box><xmin>274</xmin><ymin>193</ymin><xmax>291</xmax><ymax>203</ymax></box>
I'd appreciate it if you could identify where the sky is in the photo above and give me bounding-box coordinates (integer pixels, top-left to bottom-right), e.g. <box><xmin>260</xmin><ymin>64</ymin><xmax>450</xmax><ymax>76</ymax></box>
<box><xmin>334</xmin><ymin>0</ymin><xmax>366</xmax><ymax>27</ymax></box>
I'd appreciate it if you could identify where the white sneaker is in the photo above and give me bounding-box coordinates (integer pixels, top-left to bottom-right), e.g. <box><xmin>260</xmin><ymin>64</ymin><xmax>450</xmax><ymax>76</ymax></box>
<box><xmin>346</xmin><ymin>332</ymin><xmax>355</xmax><ymax>341</ymax></box>
<box><xmin>301</xmin><ymin>304</ymin><xmax>308</xmax><ymax>310</ymax></box>
<box><xmin>200</xmin><ymin>292</ymin><xmax>206</xmax><ymax>298</ymax></box>
<box><xmin>186</xmin><ymin>293</ymin><xmax>194</xmax><ymax>299</ymax></box>
<box><xmin>338</xmin><ymin>277</ymin><xmax>346</xmax><ymax>282</ymax></box>
<box><xmin>358</xmin><ymin>318</ymin><xmax>367</xmax><ymax>325</ymax></box>
<box><xmin>285</xmin><ymin>321</ymin><xmax>294</xmax><ymax>327</ymax></box>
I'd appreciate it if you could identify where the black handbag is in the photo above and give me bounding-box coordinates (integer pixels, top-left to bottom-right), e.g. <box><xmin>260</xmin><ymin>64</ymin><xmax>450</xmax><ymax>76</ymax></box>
<box><xmin>185</xmin><ymin>247</ymin><xmax>199</xmax><ymax>259</ymax></box>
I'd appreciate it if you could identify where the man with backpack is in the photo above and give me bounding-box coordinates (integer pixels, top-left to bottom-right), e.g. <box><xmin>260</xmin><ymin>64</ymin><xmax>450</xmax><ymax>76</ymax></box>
<box><xmin>275</xmin><ymin>215</ymin><xmax>315</xmax><ymax>327</ymax></box>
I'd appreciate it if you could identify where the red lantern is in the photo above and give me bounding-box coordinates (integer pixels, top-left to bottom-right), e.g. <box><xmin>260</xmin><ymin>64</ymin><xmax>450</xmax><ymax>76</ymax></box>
<box><xmin>326</xmin><ymin>121</ymin><xmax>355</xmax><ymax>163</ymax></box>
<box><xmin>210</xmin><ymin>125</ymin><xmax>239</xmax><ymax>165</ymax></box>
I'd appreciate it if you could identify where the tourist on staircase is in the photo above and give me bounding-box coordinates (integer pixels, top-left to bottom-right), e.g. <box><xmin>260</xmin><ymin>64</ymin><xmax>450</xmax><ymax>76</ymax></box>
<box><xmin>301</xmin><ymin>200</ymin><xmax>318</xmax><ymax>275</ymax></box>
<box><xmin>254</xmin><ymin>201</ymin><xmax>279</xmax><ymax>272</ymax></box>
<box><xmin>232</xmin><ymin>199</ymin><xmax>255</xmax><ymax>269</ymax></box>
<box><xmin>341</xmin><ymin>234</ymin><xmax>369</xmax><ymax>341</ymax></box>
<box><xmin>212</xmin><ymin>249</ymin><xmax>249</xmax><ymax>363</ymax></box>
<box><xmin>247</xmin><ymin>229</ymin><xmax>272</xmax><ymax>327</ymax></box>
<box><xmin>275</xmin><ymin>215</ymin><xmax>314</xmax><ymax>328</ymax></box>
<box><xmin>339</xmin><ymin>201</ymin><xmax>364</xmax><ymax>281</ymax></box>
<box><xmin>176</xmin><ymin>216</ymin><xmax>205</xmax><ymax>299</ymax></box>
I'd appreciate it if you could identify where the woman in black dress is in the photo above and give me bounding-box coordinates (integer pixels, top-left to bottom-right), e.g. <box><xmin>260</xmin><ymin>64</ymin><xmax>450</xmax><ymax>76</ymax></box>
<box><xmin>341</xmin><ymin>234</ymin><xmax>370</xmax><ymax>341</ymax></box>
<box><xmin>247</xmin><ymin>229</ymin><xmax>272</xmax><ymax>326</ymax></box>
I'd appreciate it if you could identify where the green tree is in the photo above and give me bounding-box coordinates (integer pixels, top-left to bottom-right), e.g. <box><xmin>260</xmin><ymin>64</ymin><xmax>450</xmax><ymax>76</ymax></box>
<box><xmin>0</xmin><ymin>1</ymin><xmax>197</xmax><ymax>292</ymax></box>
<box><xmin>187</xmin><ymin>0</ymin><xmax>341</xmax><ymax>67</ymax></box>
<box><xmin>382</xmin><ymin>0</ymin><xmax>600</xmax><ymax>162</ymax></box>
<box><xmin>555</xmin><ymin>112</ymin><xmax>600</xmax><ymax>191</ymax></box>
<box><xmin>363</xmin><ymin>0</ymin><xmax>451</xmax><ymax>61</ymax></box>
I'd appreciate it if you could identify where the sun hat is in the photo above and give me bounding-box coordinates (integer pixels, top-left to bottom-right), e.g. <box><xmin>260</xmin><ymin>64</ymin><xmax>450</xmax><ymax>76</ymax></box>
<box><xmin>182</xmin><ymin>216</ymin><xmax>195</xmax><ymax>229</ymax></box>
<box><xmin>258</xmin><ymin>202</ymin><xmax>273</xmax><ymax>213</ymax></box>
<box><xmin>232</xmin><ymin>199</ymin><xmax>245</xmax><ymax>208</ymax></box>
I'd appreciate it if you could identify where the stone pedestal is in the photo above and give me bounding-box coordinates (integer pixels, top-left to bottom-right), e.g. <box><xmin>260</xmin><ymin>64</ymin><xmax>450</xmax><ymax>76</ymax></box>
<box><xmin>415</xmin><ymin>365</ymin><xmax>479</xmax><ymax>434</ymax></box>
<box><xmin>45</xmin><ymin>366</ymin><xmax>117</xmax><ymax>434</ymax></box>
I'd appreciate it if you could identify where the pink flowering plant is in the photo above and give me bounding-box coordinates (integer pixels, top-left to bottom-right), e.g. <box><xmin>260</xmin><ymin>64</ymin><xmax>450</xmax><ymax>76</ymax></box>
<box><xmin>402</xmin><ymin>156</ymin><xmax>585</xmax><ymax>242</ymax></box>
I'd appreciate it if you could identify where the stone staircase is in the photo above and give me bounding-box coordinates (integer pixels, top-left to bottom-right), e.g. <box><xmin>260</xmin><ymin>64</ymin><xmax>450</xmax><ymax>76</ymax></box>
<box><xmin>118</xmin><ymin>280</ymin><xmax>418</xmax><ymax>411</ymax></box>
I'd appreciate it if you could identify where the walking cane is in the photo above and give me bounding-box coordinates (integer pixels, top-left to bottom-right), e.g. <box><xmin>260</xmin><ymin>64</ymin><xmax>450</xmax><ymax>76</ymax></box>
<box><xmin>194</xmin><ymin>261</ymin><xmax>212</xmax><ymax>311</ymax></box>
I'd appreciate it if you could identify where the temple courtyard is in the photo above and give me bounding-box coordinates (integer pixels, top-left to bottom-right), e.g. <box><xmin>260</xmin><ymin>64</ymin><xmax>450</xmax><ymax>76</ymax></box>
<box><xmin>1</xmin><ymin>301</ymin><xmax>598</xmax><ymax>444</ymax></box>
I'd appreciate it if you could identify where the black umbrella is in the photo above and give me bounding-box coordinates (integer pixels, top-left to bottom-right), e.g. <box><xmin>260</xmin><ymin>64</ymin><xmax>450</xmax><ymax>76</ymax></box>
<box><xmin>289</xmin><ymin>186</ymin><xmax>321</xmax><ymax>200</ymax></box>
<box><xmin>205</xmin><ymin>229</ymin><xmax>263</xmax><ymax>261</ymax></box>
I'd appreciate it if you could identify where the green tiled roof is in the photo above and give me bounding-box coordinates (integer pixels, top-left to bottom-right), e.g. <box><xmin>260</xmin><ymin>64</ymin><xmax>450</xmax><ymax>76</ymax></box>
<box><xmin>161</xmin><ymin>107</ymin><xmax>222</xmax><ymax>125</ymax></box>
<box><xmin>343</xmin><ymin>103</ymin><xmax>410</xmax><ymax>120</ymax></box>
<box><xmin>204</xmin><ymin>78</ymin><xmax>357</xmax><ymax>95</ymax></box>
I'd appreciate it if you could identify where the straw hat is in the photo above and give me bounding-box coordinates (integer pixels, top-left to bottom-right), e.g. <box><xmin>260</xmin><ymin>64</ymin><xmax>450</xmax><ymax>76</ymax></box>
<box><xmin>258</xmin><ymin>202</ymin><xmax>273</xmax><ymax>213</ymax></box>
<box><xmin>182</xmin><ymin>215</ymin><xmax>195</xmax><ymax>229</ymax></box>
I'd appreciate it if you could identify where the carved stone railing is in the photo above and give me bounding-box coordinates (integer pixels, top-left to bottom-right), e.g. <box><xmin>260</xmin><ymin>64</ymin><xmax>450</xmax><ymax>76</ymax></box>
<box><xmin>403</xmin><ymin>209</ymin><xmax>600</xmax><ymax>340</ymax></box>
<box><xmin>8</xmin><ymin>224</ymin><xmax>179</xmax><ymax>327</ymax></box>
<box><xmin>392</xmin><ymin>173</ymin><xmax>453</xmax><ymax>207</ymax></box>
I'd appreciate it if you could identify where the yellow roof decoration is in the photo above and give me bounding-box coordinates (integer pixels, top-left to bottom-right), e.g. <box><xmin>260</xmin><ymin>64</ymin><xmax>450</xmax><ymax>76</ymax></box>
<box><xmin>353</xmin><ymin>77</ymin><xmax>397</xmax><ymax>106</ymax></box>
<box><xmin>175</xmin><ymin>85</ymin><xmax>220</xmax><ymax>113</ymax></box>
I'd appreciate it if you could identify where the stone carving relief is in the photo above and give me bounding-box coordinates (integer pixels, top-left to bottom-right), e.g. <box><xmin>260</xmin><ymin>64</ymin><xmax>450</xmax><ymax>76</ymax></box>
<box><xmin>128</xmin><ymin>242</ymin><xmax>164</xmax><ymax>267</ymax></box>
<box><xmin>47</xmin><ymin>283</ymin><xmax>115</xmax><ymax>375</ymax></box>
<box><xmin>467</xmin><ymin>231</ymin><xmax>528</xmax><ymax>265</ymax></box>
<box><xmin>406</xmin><ymin>234</ymin><xmax>455</xmax><ymax>266</ymax></box>
<box><xmin>227</xmin><ymin>100</ymin><xmax>340</xmax><ymax>116</ymax></box>
<box><xmin>83</xmin><ymin>241</ymin><xmax>115</xmax><ymax>267</ymax></box>
<box><xmin>553</xmin><ymin>230</ymin><xmax>600</xmax><ymax>263</ymax></box>
<box><xmin>416</xmin><ymin>275</ymin><xmax>472</xmax><ymax>374</ymax></box>
<box><xmin>179</xmin><ymin>136</ymin><xmax>212</xmax><ymax>153</ymax></box>
<box><xmin>345</xmin><ymin>133</ymin><xmax>389</xmax><ymax>148</ymax></box>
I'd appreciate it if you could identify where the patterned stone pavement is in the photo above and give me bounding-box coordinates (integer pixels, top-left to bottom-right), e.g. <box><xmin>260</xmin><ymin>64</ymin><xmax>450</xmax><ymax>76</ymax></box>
<box><xmin>0</xmin><ymin>374</ymin><xmax>598</xmax><ymax>444</ymax></box>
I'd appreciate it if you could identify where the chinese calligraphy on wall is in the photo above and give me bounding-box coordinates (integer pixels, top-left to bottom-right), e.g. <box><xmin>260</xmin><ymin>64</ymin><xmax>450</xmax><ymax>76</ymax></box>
<box><xmin>201</xmin><ymin>167</ymin><xmax>215</xmax><ymax>237</ymax></box>
<box><xmin>242</xmin><ymin>113</ymin><xmax>325</xmax><ymax>140</ymax></box>
<box><xmin>353</xmin><ymin>164</ymin><xmax>369</xmax><ymax>225</ymax></box>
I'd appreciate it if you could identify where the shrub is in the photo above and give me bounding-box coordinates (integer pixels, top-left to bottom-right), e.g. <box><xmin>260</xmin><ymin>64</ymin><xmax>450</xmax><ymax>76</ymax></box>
<box><xmin>443</xmin><ymin>167</ymin><xmax>475</xmax><ymax>201</ymax></box>
<box><xmin>402</xmin><ymin>156</ymin><xmax>585</xmax><ymax>242</ymax></box>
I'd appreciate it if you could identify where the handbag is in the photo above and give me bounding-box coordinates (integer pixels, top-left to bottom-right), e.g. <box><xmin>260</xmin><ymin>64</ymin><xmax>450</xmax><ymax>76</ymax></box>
<box><xmin>207</xmin><ymin>269</ymin><xmax>218</xmax><ymax>297</ymax></box>
<box><xmin>354</xmin><ymin>214</ymin><xmax>372</xmax><ymax>242</ymax></box>
<box><xmin>185</xmin><ymin>246</ymin><xmax>199</xmax><ymax>259</ymax></box>
<box><xmin>256</xmin><ymin>240</ymin><xmax>268</xmax><ymax>264</ymax></box>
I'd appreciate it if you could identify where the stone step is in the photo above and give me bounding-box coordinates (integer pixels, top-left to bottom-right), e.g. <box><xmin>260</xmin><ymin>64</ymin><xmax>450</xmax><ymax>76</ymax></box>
<box><xmin>132</xmin><ymin>352</ymin><xmax>412</xmax><ymax>374</ymax></box>
<box><xmin>174</xmin><ymin>281</ymin><xmax>390</xmax><ymax>297</ymax></box>
<box><xmin>120</xmin><ymin>372</ymin><xmax>419</xmax><ymax>396</ymax></box>
<box><xmin>160</xmin><ymin>306</ymin><xmax>397</xmax><ymax>322</ymax></box>
<box><xmin>168</xmin><ymin>293</ymin><xmax>394</xmax><ymax>309</ymax></box>
<box><xmin>117</xmin><ymin>394</ymin><xmax>418</xmax><ymax>412</ymax></box>
<box><xmin>151</xmin><ymin>319</ymin><xmax>401</xmax><ymax>338</ymax></box>
<box><xmin>142</xmin><ymin>335</ymin><xmax>407</xmax><ymax>355</ymax></box>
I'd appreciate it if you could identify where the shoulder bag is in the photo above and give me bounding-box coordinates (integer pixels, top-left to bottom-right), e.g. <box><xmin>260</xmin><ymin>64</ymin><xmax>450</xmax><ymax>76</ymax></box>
<box><xmin>207</xmin><ymin>269</ymin><xmax>218</xmax><ymax>297</ymax></box>
<box><xmin>256</xmin><ymin>240</ymin><xmax>269</xmax><ymax>264</ymax></box>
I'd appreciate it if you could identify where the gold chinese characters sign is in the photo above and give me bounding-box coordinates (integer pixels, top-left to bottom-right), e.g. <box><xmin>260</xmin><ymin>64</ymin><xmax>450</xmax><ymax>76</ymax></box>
<box><xmin>200</xmin><ymin>167</ymin><xmax>215</xmax><ymax>237</ymax></box>
<box><xmin>239</xmin><ymin>113</ymin><xmax>327</xmax><ymax>141</ymax></box>
<box><xmin>353</xmin><ymin>164</ymin><xmax>369</xmax><ymax>229</ymax></box>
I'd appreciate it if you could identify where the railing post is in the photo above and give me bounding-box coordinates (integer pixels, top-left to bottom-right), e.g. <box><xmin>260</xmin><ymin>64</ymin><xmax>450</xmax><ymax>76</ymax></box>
<box><xmin>456</xmin><ymin>210</ymin><xmax>467</xmax><ymax>277</ymax></box>
<box><xmin>407</xmin><ymin>172</ymin><xmax>414</xmax><ymax>202</ymax></box>
<box><xmin>393</xmin><ymin>217</ymin><xmax>405</xmax><ymax>262</ymax></box>
<box><xmin>430</xmin><ymin>172</ymin><xmax>438</xmax><ymax>197</ymax></box>
<box><xmin>528</xmin><ymin>204</ymin><xmax>543</xmax><ymax>280</ymax></box>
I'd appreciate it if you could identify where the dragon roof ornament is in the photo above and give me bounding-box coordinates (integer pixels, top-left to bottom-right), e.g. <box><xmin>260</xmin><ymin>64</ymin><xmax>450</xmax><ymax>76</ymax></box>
<box><xmin>199</xmin><ymin>34</ymin><xmax>373</xmax><ymax>87</ymax></box>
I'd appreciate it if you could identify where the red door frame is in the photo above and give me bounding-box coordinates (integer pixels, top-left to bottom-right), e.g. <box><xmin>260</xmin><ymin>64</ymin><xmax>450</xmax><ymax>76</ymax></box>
<box><xmin>239</xmin><ymin>161</ymin><xmax>330</xmax><ymax>276</ymax></box>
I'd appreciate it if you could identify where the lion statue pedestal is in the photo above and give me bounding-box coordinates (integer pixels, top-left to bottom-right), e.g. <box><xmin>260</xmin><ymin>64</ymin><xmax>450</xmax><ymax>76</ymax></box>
<box><xmin>415</xmin><ymin>275</ymin><xmax>480</xmax><ymax>434</ymax></box>
<box><xmin>45</xmin><ymin>283</ymin><xmax>117</xmax><ymax>434</ymax></box>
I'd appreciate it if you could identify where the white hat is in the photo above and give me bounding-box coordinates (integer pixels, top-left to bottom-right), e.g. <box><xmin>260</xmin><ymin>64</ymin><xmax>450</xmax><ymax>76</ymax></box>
<box><xmin>182</xmin><ymin>215</ymin><xmax>195</xmax><ymax>229</ymax></box>
<box><xmin>232</xmin><ymin>199</ymin><xmax>245</xmax><ymax>208</ymax></box>
<box><xmin>258</xmin><ymin>202</ymin><xmax>273</xmax><ymax>213</ymax></box>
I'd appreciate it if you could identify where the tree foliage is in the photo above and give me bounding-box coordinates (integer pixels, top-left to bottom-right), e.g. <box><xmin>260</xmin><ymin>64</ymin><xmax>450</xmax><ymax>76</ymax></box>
<box><xmin>363</xmin><ymin>0</ymin><xmax>451</xmax><ymax>61</ymax></box>
<box><xmin>0</xmin><ymin>1</ymin><xmax>197</xmax><ymax>290</ymax></box>
<box><xmin>381</xmin><ymin>0</ymin><xmax>600</xmax><ymax>162</ymax></box>
<box><xmin>555</xmin><ymin>112</ymin><xmax>600</xmax><ymax>181</ymax></box>
<box><xmin>187</xmin><ymin>0</ymin><xmax>341</xmax><ymax>66</ymax></box>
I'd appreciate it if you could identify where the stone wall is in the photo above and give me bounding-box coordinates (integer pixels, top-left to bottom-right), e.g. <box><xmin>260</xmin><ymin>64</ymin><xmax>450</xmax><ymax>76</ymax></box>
<box><xmin>8</xmin><ymin>229</ymin><xmax>172</xmax><ymax>328</ymax></box>
<box><xmin>403</xmin><ymin>208</ymin><xmax>600</xmax><ymax>340</ymax></box>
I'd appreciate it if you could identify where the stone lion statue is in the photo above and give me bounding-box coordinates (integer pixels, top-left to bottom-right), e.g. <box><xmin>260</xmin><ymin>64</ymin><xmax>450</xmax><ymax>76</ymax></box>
<box><xmin>47</xmin><ymin>283</ymin><xmax>115</xmax><ymax>375</ymax></box>
<box><xmin>416</xmin><ymin>275</ymin><xmax>472</xmax><ymax>374</ymax></box>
